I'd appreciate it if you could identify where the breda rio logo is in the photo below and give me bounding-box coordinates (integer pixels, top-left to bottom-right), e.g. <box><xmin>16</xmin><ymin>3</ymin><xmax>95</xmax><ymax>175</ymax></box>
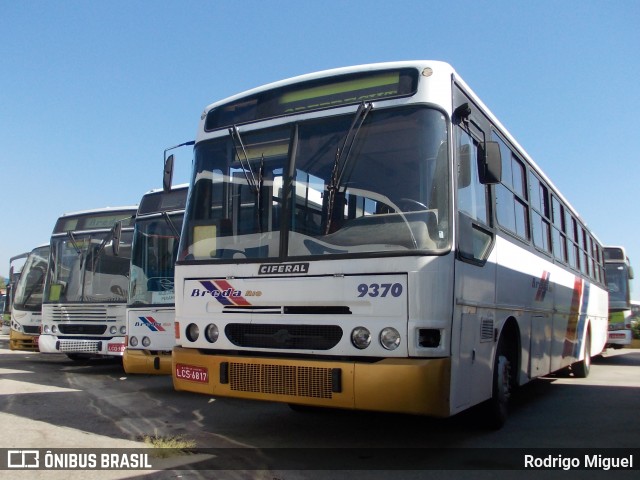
<box><xmin>135</xmin><ymin>316</ymin><xmax>166</xmax><ymax>332</ymax></box>
<box><xmin>190</xmin><ymin>280</ymin><xmax>253</xmax><ymax>306</ymax></box>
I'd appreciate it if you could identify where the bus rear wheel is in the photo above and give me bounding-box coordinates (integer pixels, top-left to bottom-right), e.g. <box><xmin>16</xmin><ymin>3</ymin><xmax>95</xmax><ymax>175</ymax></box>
<box><xmin>572</xmin><ymin>331</ymin><xmax>591</xmax><ymax>378</ymax></box>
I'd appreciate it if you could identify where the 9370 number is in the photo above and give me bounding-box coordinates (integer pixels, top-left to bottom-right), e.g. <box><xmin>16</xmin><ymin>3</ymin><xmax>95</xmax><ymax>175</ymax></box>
<box><xmin>357</xmin><ymin>283</ymin><xmax>403</xmax><ymax>298</ymax></box>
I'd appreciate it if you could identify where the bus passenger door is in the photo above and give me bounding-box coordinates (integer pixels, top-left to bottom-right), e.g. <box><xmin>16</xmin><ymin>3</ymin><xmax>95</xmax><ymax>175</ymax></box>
<box><xmin>451</xmin><ymin>122</ymin><xmax>497</xmax><ymax>411</ymax></box>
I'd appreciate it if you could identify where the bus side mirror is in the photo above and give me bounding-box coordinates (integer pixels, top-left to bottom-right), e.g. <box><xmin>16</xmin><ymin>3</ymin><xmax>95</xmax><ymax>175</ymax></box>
<box><xmin>480</xmin><ymin>141</ymin><xmax>502</xmax><ymax>185</ymax></box>
<box><xmin>163</xmin><ymin>154</ymin><xmax>174</xmax><ymax>192</ymax></box>
<box><xmin>629</xmin><ymin>267</ymin><xmax>635</xmax><ymax>280</ymax></box>
<box><xmin>112</xmin><ymin>222</ymin><xmax>122</xmax><ymax>256</ymax></box>
<box><xmin>458</xmin><ymin>144</ymin><xmax>471</xmax><ymax>188</ymax></box>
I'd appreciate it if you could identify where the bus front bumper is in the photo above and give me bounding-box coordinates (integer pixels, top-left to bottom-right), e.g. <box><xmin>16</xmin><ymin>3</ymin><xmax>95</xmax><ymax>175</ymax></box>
<box><xmin>9</xmin><ymin>329</ymin><xmax>39</xmax><ymax>351</ymax></box>
<box><xmin>123</xmin><ymin>348</ymin><xmax>172</xmax><ymax>375</ymax></box>
<box><xmin>172</xmin><ymin>347</ymin><xmax>452</xmax><ymax>417</ymax></box>
<box><xmin>607</xmin><ymin>330</ymin><xmax>632</xmax><ymax>347</ymax></box>
<box><xmin>38</xmin><ymin>335</ymin><xmax>126</xmax><ymax>356</ymax></box>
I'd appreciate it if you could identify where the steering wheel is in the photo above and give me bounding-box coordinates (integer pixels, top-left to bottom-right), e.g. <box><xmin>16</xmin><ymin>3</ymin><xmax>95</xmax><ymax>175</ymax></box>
<box><xmin>398</xmin><ymin>198</ymin><xmax>429</xmax><ymax>212</ymax></box>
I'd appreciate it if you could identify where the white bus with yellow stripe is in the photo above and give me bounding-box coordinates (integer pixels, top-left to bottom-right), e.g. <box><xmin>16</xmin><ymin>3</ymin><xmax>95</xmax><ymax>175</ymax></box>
<box><xmin>604</xmin><ymin>246</ymin><xmax>634</xmax><ymax>348</ymax></box>
<box><xmin>123</xmin><ymin>185</ymin><xmax>187</xmax><ymax>374</ymax></box>
<box><xmin>9</xmin><ymin>243</ymin><xmax>50</xmax><ymax>351</ymax></box>
<box><xmin>169</xmin><ymin>61</ymin><xmax>608</xmax><ymax>427</ymax></box>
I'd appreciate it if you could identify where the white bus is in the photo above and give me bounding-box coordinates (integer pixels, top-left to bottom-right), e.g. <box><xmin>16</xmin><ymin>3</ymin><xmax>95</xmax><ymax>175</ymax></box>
<box><xmin>3</xmin><ymin>252</ymin><xmax>29</xmax><ymax>334</ymax></box>
<box><xmin>169</xmin><ymin>61</ymin><xmax>608</xmax><ymax>427</ymax></box>
<box><xmin>123</xmin><ymin>185</ymin><xmax>188</xmax><ymax>374</ymax></box>
<box><xmin>9</xmin><ymin>243</ymin><xmax>50</xmax><ymax>351</ymax></box>
<box><xmin>39</xmin><ymin>206</ymin><xmax>137</xmax><ymax>360</ymax></box>
<box><xmin>604</xmin><ymin>246</ymin><xmax>634</xmax><ymax>348</ymax></box>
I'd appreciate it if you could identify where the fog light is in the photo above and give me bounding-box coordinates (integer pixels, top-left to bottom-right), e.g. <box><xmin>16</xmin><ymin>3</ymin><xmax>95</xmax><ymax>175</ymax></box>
<box><xmin>129</xmin><ymin>336</ymin><xmax>139</xmax><ymax>347</ymax></box>
<box><xmin>418</xmin><ymin>328</ymin><xmax>441</xmax><ymax>348</ymax></box>
<box><xmin>380</xmin><ymin>327</ymin><xmax>401</xmax><ymax>350</ymax></box>
<box><xmin>120</xmin><ymin>326</ymin><xmax>127</xmax><ymax>335</ymax></box>
<box><xmin>110</xmin><ymin>326</ymin><xmax>117</xmax><ymax>335</ymax></box>
<box><xmin>205</xmin><ymin>324</ymin><xmax>219</xmax><ymax>343</ymax></box>
<box><xmin>142</xmin><ymin>336</ymin><xmax>151</xmax><ymax>347</ymax></box>
<box><xmin>186</xmin><ymin>323</ymin><xmax>199</xmax><ymax>342</ymax></box>
<box><xmin>351</xmin><ymin>327</ymin><xmax>371</xmax><ymax>349</ymax></box>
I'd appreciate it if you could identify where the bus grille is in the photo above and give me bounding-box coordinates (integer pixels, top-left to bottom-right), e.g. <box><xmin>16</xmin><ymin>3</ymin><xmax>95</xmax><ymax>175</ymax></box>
<box><xmin>59</xmin><ymin>324</ymin><xmax>107</xmax><ymax>335</ymax></box>
<box><xmin>229</xmin><ymin>363</ymin><xmax>334</xmax><ymax>399</ymax></box>
<box><xmin>225</xmin><ymin>324</ymin><xmax>342</xmax><ymax>350</ymax></box>
<box><xmin>47</xmin><ymin>305</ymin><xmax>111</xmax><ymax>321</ymax></box>
<box><xmin>23</xmin><ymin>326</ymin><xmax>40</xmax><ymax>334</ymax></box>
<box><xmin>57</xmin><ymin>340</ymin><xmax>101</xmax><ymax>353</ymax></box>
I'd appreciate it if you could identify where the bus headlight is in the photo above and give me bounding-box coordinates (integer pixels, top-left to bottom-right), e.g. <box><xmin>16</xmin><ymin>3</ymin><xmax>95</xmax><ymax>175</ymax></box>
<box><xmin>120</xmin><ymin>326</ymin><xmax>127</xmax><ymax>335</ymax></box>
<box><xmin>186</xmin><ymin>323</ymin><xmax>200</xmax><ymax>342</ymax></box>
<box><xmin>44</xmin><ymin>325</ymin><xmax>50</xmax><ymax>334</ymax></box>
<box><xmin>110</xmin><ymin>326</ymin><xmax>117</xmax><ymax>335</ymax></box>
<box><xmin>205</xmin><ymin>324</ymin><xmax>219</xmax><ymax>343</ymax></box>
<box><xmin>51</xmin><ymin>325</ymin><xmax>58</xmax><ymax>334</ymax></box>
<box><xmin>380</xmin><ymin>327</ymin><xmax>401</xmax><ymax>350</ymax></box>
<box><xmin>129</xmin><ymin>336</ymin><xmax>139</xmax><ymax>347</ymax></box>
<box><xmin>142</xmin><ymin>336</ymin><xmax>151</xmax><ymax>348</ymax></box>
<box><xmin>351</xmin><ymin>327</ymin><xmax>371</xmax><ymax>349</ymax></box>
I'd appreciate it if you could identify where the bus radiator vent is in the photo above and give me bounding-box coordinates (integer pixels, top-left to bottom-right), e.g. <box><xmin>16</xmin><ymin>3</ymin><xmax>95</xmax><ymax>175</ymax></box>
<box><xmin>229</xmin><ymin>363</ymin><xmax>334</xmax><ymax>399</ymax></box>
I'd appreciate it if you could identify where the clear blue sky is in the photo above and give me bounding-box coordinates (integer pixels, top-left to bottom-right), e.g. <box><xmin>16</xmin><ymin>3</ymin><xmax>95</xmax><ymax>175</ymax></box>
<box><xmin>1</xmin><ymin>1</ymin><xmax>639</xmax><ymax>298</ymax></box>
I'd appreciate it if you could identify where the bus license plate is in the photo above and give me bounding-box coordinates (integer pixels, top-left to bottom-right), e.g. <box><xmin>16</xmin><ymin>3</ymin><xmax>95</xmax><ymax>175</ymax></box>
<box><xmin>107</xmin><ymin>343</ymin><xmax>125</xmax><ymax>353</ymax></box>
<box><xmin>175</xmin><ymin>364</ymin><xmax>209</xmax><ymax>383</ymax></box>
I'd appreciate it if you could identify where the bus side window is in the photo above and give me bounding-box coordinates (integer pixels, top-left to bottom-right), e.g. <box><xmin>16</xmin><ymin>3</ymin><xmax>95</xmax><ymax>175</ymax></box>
<box><xmin>456</xmin><ymin>126</ymin><xmax>493</xmax><ymax>263</ymax></box>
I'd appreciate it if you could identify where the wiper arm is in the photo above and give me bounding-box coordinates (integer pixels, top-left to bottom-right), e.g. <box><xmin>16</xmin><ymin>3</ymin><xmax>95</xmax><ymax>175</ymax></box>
<box><xmin>256</xmin><ymin>154</ymin><xmax>265</xmax><ymax>233</ymax></box>
<box><xmin>229</xmin><ymin>125</ymin><xmax>267</xmax><ymax>233</ymax></box>
<box><xmin>66</xmin><ymin>231</ymin><xmax>82</xmax><ymax>255</ymax></box>
<box><xmin>325</xmin><ymin>102</ymin><xmax>372</xmax><ymax>234</ymax></box>
<box><xmin>161</xmin><ymin>212</ymin><xmax>181</xmax><ymax>239</ymax></box>
<box><xmin>229</xmin><ymin>125</ymin><xmax>259</xmax><ymax>195</ymax></box>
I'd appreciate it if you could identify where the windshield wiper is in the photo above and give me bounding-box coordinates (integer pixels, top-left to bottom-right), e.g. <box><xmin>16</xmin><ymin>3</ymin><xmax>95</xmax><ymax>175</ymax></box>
<box><xmin>229</xmin><ymin>125</ymin><xmax>259</xmax><ymax>195</ymax></box>
<box><xmin>66</xmin><ymin>231</ymin><xmax>82</xmax><ymax>255</ymax></box>
<box><xmin>229</xmin><ymin>125</ymin><xmax>266</xmax><ymax>233</ymax></box>
<box><xmin>161</xmin><ymin>211</ymin><xmax>181</xmax><ymax>239</ymax></box>
<box><xmin>325</xmin><ymin>102</ymin><xmax>372</xmax><ymax>234</ymax></box>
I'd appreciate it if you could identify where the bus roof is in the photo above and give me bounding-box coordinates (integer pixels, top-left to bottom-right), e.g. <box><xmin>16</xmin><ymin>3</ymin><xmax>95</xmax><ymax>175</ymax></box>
<box><xmin>141</xmin><ymin>184</ymin><xmax>189</xmax><ymax>196</ymax></box>
<box><xmin>58</xmin><ymin>205</ymin><xmax>138</xmax><ymax>218</ymax></box>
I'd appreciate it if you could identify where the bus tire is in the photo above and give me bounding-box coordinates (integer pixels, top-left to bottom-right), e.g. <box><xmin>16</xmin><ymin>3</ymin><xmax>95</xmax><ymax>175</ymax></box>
<box><xmin>572</xmin><ymin>331</ymin><xmax>591</xmax><ymax>378</ymax></box>
<box><xmin>484</xmin><ymin>338</ymin><xmax>512</xmax><ymax>430</ymax></box>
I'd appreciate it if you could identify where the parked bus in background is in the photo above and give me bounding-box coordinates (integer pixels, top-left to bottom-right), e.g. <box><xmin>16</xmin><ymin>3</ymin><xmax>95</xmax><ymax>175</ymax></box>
<box><xmin>124</xmin><ymin>185</ymin><xmax>188</xmax><ymax>374</ymax></box>
<box><xmin>10</xmin><ymin>243</ymin><xmax>50</xmax><ymax>350</ymax></box>
<box><xmin>3</xmin><ymin>252</ymin><xmax>29</xmax><ymax>334</ymax></box>
<box><xmin>0</xmin><ymin>293</ymin><xmax>5</xmax><ymax>325</ymax></box>
<box><xmin>39</xmin><ymin>206</ymin><xmax>136</xmax><ymax>360</ymax></box>
<box><xmin>168</xmin><ymin>61</ymin><xmax>608</xmax><ymax>428</ymax></box>
<box><xmin>604</xmin><ymin>246</ymin><xmax>634</xmax><ymax>349</ymax></box>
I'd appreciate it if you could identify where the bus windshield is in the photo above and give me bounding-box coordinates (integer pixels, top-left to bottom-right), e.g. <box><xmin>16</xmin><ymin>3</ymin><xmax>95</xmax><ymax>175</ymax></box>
<box><xmin>181</xmin><ymin>106</ymin><xmax>449</xmax><ymax>261</ymax></box>
<box><xmin>605</xmin><ymin>263</ymin><xmax>630</xmax><ymax>306</ymax></box>
<box><xmin>129</xmin><ymin>213</ymin><xmax>183</xmax><ymax>305</ymax></box>
<box><xmin>13</xmin><ymin>246</ymin><xmax>49</xmax><ymax>311</ymax></box>
<box><xmin>47</xmin><ymin>231</ymin><xmax>132</xmax><ymax>303</ymax></box>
